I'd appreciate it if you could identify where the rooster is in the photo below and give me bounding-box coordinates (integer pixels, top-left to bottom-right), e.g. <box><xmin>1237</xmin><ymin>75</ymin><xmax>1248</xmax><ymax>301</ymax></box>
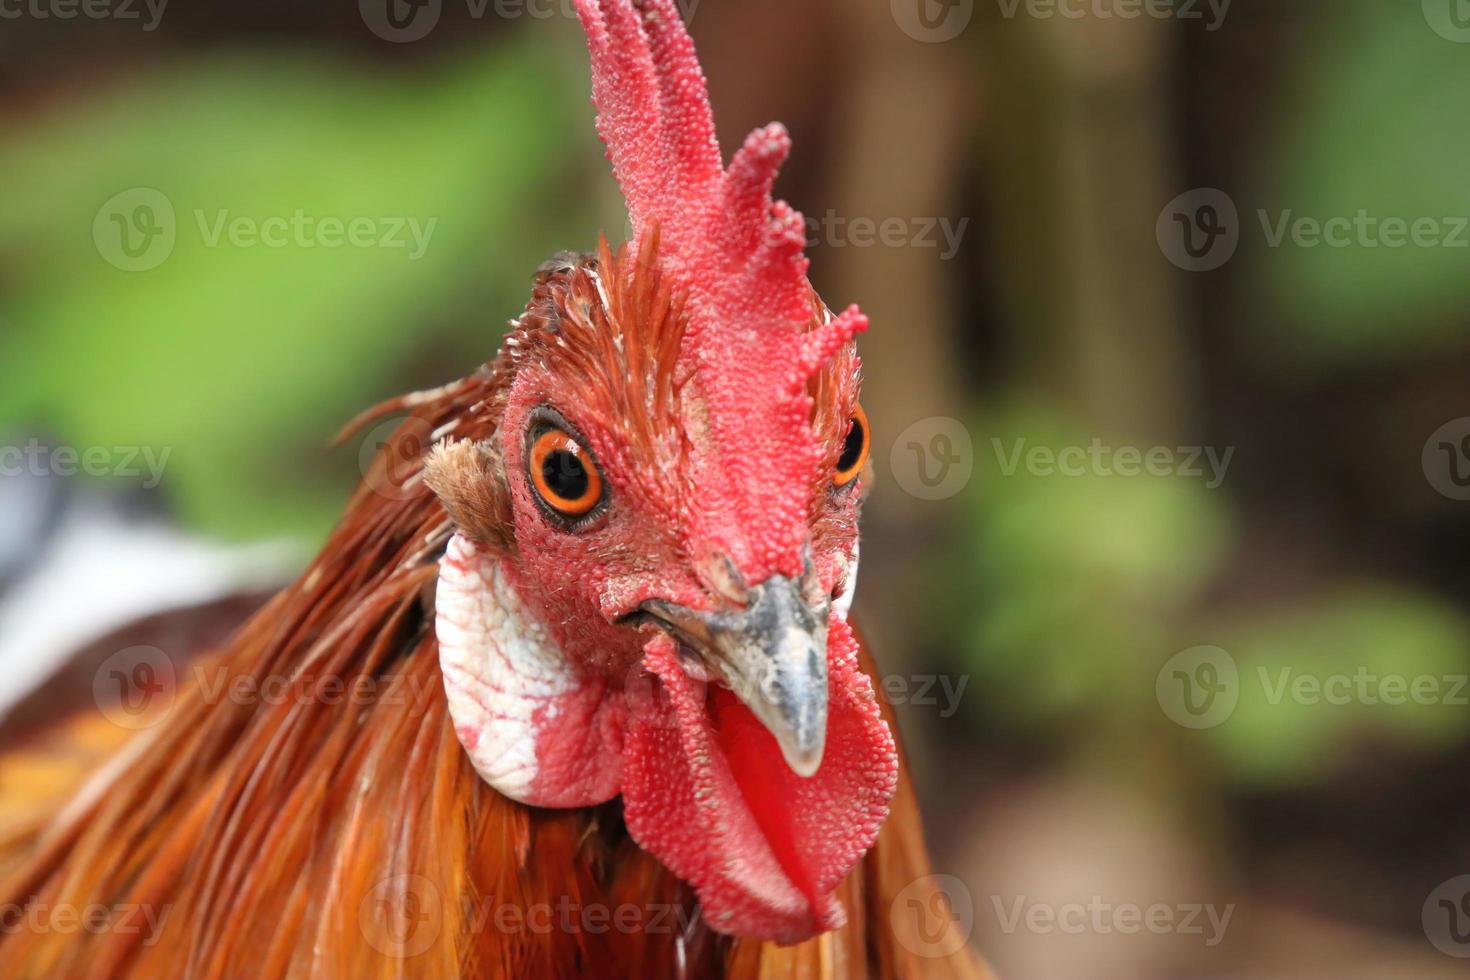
<box><xmin>0</xmin><ymin>1</ymin><xmax>989</xmax><ymax>976</ymax></box>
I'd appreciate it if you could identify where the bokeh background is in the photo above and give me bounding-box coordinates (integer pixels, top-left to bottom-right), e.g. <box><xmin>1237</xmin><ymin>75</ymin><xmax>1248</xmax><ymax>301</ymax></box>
<box><xmin>3</xmin><ymin>1</ymin><xmax>1470</xmax><ymax>976</ymax></box>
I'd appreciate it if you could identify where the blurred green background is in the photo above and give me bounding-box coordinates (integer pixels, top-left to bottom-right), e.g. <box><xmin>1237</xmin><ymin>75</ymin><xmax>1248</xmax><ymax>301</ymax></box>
<box><xmin>3</xmin><ymin>1</ymin><xmax>1470</xmax><ymax>976</ymax></box>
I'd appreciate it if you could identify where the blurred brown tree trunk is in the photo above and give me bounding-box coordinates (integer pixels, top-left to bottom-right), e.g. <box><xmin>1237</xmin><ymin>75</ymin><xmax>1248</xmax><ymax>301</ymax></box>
<box><xmin>984</xmin><ymin>9</ymin><xmax>1195</xmax><ymax>444</ymax></box>
<box><xmin>817</xmin><ymin>1</ymin><xmax>978</xmax><ymax>677</ymax></box>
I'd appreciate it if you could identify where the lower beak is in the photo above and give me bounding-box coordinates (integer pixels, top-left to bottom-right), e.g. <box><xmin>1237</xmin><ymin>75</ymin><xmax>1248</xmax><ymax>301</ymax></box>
<box><xmin>639</xmin><ymin>575</ymin><xmax>830</xmax><ymax>778</ymax></box>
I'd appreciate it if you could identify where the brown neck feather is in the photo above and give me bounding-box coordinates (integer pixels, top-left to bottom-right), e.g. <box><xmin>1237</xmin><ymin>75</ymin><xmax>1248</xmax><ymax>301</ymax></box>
<box><xmin>0</xmin><ymin>245</ymin><xmax>988</xmax><ymax>978</ymax></box>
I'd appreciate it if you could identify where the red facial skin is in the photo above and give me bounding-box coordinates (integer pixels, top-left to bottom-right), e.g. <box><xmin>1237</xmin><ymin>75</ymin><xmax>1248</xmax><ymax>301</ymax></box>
<box><xmin>574</xmin><ymin>0</ymin><xmax>871</xmax><ymax>587</ymax></box>
<box><xmin>484</xmin><ymin>342</ymin><xmax>892</xmax><ymax>943</ymax></box>
<box><xmin>439</xmin><ymin>0</ymin><xmax>899</xmax><ymax>944</ymax></box>
<box><xmin>497</xmin><ymin>364</ymin><xmax>862</xmax><ymax>675</ymax></box>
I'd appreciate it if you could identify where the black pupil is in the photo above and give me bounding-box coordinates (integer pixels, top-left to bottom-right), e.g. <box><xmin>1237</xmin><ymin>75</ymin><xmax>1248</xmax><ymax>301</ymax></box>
<box><xmin>543</xmin><ymin>449</ymin><xmax>589</xmax><ymax>501</ymax></box>
<box><xmin>837</xmin><ymin>416</ymin><xmax>865</xmax><ymax>473</ymax></box>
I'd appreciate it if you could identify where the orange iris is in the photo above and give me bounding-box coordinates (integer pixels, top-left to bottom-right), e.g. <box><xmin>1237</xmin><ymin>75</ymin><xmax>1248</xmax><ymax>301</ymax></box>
<box><xmin>835</xmin><ymin>404</ymin><xmax>870</xmax><ymax>487</ymax></box>
<box><xmin>530</xmin><ymin>428</ymin><xmax>603</xmax><ymax>517</ymax></box>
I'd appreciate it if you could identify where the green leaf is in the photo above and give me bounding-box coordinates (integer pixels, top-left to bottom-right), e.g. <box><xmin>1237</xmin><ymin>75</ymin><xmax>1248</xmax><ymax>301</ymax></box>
<box><xmin>1206</xmin><ymin>588</ymin><xmax>1470</xmax><ymax>786</ymax></box>
<box><xmin>1249</xmin><ymin>0</ymin><xmax>1470</xmax><ymax>365</ymax></box>
<box><xmin>0</xmin><ymin>36</ymin><xmax>583</xmax><ymax>541</ymax></box>
<box><xmin>953</xmin><ymin>402</ymin><xmax>1234</xmax><ymax>729</ymax></box>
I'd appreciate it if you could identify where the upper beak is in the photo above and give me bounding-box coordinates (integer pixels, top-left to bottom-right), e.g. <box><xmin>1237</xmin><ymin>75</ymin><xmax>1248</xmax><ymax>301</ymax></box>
<box><xmin>639</xmin><ymin>574</ymin><xmax>830</xmax><ymax>778</ymax></box>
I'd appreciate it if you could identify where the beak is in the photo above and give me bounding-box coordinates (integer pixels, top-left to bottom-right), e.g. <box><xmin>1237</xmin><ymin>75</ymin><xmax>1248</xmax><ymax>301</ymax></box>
<box><xmin>639</xmin><ymin>574</ymin><xmax>830</xmax><ymax>778</ymax></box>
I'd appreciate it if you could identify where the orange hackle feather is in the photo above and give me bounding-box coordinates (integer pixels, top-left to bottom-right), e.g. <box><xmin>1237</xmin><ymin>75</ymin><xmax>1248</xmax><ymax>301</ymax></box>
<box><xmin>0</xmin><ymin>243</ymin><xmax>988</xmax><ymax>979</ymax></box>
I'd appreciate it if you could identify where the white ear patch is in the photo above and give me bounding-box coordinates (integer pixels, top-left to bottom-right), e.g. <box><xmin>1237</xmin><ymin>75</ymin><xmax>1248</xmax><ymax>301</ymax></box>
<box><xmin>436</xmin><ymin>533</ymin><xmax>623</xmax><ymax>805</ymax></box>
<box><xmin>832</xmin><ymin>544</ymin><xmax>859</xmax><ymax>622</ymax></box>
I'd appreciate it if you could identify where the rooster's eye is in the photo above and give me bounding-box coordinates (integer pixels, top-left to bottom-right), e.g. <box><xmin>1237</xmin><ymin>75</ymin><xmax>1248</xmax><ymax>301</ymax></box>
<box><xmin>835</xmin><ymin>404</ymin><xmax>869</xmax><ymax>487</ymax></box>
<box><xmin>529</xmin><ymin>427</ymin><xmax>604</xmax><ymax>521</ymax></box>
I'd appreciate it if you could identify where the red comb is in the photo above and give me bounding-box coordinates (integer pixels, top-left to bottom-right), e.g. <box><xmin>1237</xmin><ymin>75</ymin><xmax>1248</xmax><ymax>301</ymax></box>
<box><xmin>574</xmin><ymin>0</ymin><xmax>867</xmax><ymax>580</ymax></box>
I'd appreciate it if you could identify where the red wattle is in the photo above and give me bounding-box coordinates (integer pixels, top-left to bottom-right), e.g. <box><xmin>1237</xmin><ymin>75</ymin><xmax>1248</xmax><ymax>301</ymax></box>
<box><xmin>619</xmin><ymin>621</ymin><xmax>898</xmax><ymax>943</ymax></box>
<box><xmin>710</xmin><ymin>687</ymin><xmax>821</xmax><ymax>911</ymax></box>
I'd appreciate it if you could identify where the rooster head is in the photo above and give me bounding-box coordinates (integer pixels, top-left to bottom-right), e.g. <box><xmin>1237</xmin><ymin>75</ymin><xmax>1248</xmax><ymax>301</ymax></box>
<box><xmin>425</xmin><ymin>0</ymin><xmax>897</xmax><ymax>944</ymax></box>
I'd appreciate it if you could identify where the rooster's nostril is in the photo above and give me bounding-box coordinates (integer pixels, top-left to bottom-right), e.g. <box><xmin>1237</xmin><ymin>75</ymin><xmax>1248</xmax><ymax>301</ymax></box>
<box><xmin>698</xmin><ymin>551</ymin><xmax>750</xmax><ymax>608</ymax></box>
